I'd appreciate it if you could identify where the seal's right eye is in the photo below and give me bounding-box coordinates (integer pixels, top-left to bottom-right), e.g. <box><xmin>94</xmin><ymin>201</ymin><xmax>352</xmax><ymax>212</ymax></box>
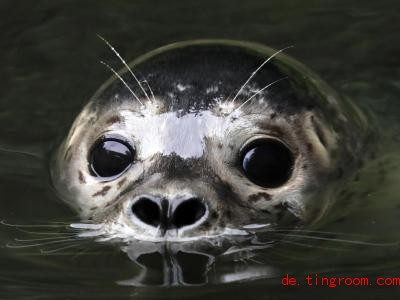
<box><xmin>240</xmin><ymin>138</ymin><xmax>294</xmax><ymax>188</ymax></box>
<box><xmin>89</xmin><ymin>139</ymin><xmax>134</xmax><ymax>178</ymax></box>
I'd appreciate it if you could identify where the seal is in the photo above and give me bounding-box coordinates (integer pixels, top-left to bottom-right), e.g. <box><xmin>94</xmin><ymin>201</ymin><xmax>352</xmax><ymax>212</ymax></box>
<box><xmin>50</xmin><ymin>39</ymin><xmax>372</xmax><ymax>246</ymax></box>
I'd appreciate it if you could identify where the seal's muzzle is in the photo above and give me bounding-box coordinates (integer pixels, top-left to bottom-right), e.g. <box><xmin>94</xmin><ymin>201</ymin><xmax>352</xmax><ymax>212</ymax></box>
<box><xmin>130</xmin><ymin>195</ymin><xmax>207</xmax><ymax>235</ymax></box>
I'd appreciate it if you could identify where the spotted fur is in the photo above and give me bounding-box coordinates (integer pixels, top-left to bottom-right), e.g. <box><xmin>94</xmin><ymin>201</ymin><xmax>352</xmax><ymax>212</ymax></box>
<box><xmin>50</xmin><ymin>40</ymin><xmax>373</xmax><ymax>244</ymax></box>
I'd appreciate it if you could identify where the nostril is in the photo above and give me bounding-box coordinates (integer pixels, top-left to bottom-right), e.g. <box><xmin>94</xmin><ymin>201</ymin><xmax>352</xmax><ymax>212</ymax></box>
<box><xmin>171</xmin><ymin>198</ymin><xmax>206</xmax><ymax>229</ymax></box>
<box><xmin>131</xmin><ymin>197</ymin><xmax>161</xmax><ymax>227</ymax></box>
<box><xmin>131</xmin><ymin>196</ymin><xmax>207</xmax><ymax>231</ymax></box>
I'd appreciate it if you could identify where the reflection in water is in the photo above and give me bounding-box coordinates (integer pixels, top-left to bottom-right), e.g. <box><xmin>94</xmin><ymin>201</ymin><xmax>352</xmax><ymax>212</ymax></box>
<box><xmin>120</xmin><ymin>244</ymin><xmax>216</xmax><ymax>286</ymax></box>
<box><xmin>3</xmin><ymin>219</ymin><xmax>400</xmax><ymax>288</ymax></box>
<box><xmin>118</xmin><ymin>234</ymin><xmax>282</xmax><ymax>286</ymax></box>
<box><xmin>119</xmin><ymin>247</ymin><xmax>280</xmax><ymax>286</ymax></box>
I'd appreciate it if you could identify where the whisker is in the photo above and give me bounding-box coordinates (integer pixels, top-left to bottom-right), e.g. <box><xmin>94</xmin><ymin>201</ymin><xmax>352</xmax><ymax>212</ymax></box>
<box><xmin>100</xmin><ymin>61</ymin><xmax>144</xmax><ymax>106</ymax></box>
<box><xmin>0</xmin><ymin>146</ymin><xmax>42</xmax><ymax>159</ymax></box>
<box><xmin>275</xmin><ymin>236</ymin><xmax>350</xmax><ymax>252</ymax></box>
<box><xmin>11</xmin><ymin>228</ymin><xmax>79</xmax><ymax>235</ymax></box>
<box><xmin>246</xmin><ymin>257</ymin><xmax>264</xmax><ymax>265</ymax></box>
<box><xmin>97</xmin><ymin>35</ymin><xmax>152</xmax><ymax>104</ymax></box>
<box><xmin>1</xmin><ymin>220</ymin><xmax>71</xmax><ymax>228</ymax></box>
<box><xmin>79</xmin><ymin>231</ymin><xmax>104</xmax><ymax>238</ymax></box>
<box><xmin>231</xmin><ymin>77</ymin><xmax>288</xmax><ymax>114</ymax></box>
<box><xmin>70</xmin><ymin>223</ymin><xmax>104</xmax><ymax>230</ymax></box>
<box><xmin>230</xmin><ymin>45</ymin><xmax>293</xmax><ymax>104</ymax></box>
<box><xmin>142</xmin><ymin>80</ymin><xmax>156</xmax><ymax>102</ymax></box>
<box><xmin>6</xmin><ymin>238</ymin><xmax>79</xmax><ymax>249</ymax></box>
<box><xmin>260</xmin><ymin>228</ymin><xmax>370</xmax><ymax>238</ymax></box>
<box><xmin>42</xmin><ymin>221</ymin><xmax>75</xmax><ymax>225</ymax></box>
<box><xmin>278</xmin><ymin>233</ymin><xmax>399</xmax><ymax>247</ymax></box>
<box><xmin>222</xmin><ymin>242</ymin><xmax>274</xmax><ymax>256</ymax></box>
<box><xmin>14</xmin><ymin>235</ymin><xmax>76</xmax><ymax>242</ymax></box>
<box><xmin>40</xmin><ymin>240</ymin><xmax>92</xmax><ymax>254</ymax></box>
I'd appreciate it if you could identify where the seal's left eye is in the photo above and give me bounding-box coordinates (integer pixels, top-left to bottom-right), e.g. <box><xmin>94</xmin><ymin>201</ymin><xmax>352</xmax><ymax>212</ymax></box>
<box><xmin>89</xmin><ymin>139</ymin><xmax>134</xmax><ymax>178</ymax></box>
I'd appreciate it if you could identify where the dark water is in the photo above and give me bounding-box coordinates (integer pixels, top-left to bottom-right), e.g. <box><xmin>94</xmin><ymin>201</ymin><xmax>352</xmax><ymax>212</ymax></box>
<box><xmin>1</xmin><ymin>0</ymin><xmax>400</xmax><ymax>299</ymax></box>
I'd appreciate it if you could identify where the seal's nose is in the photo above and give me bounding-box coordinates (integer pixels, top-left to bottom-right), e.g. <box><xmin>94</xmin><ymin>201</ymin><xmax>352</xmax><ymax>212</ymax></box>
<box><xmin>130</xmin><ymin>196</ymin><xmax>207</xmax><ymax>231</ymax></box>
<box><xmin>170</xmin><ymin>198</ymin><xmax>207</xmax><ymax>228</ymax></box>
<box><xmin>130</xmin><ymin>197</ymin><xmax>161</xmax><ymax>227</ymax></box>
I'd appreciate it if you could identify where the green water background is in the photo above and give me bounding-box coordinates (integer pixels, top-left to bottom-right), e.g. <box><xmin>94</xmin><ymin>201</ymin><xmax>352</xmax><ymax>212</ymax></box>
<box><xmin>0</xmin><ymin>0</ymin><xmax>399</xmax><ymax>299</ymax></box>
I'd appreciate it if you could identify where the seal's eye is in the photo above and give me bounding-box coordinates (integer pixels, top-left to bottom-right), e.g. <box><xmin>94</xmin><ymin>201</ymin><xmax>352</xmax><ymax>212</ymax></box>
<box><xmin>89</xmin><ymin>139</ymin><xmax>134</xmax><ymax>178</ymax></box>
<box><xmin>241</xmin><ymin>139</ymin><xmax>294</xmax><ymax>188</ymax></box>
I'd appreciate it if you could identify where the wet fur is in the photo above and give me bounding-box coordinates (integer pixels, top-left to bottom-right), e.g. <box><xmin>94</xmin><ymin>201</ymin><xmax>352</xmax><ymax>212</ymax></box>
<box><xmin>50</xmin><ymin>39</ymin><xmax>372</xmax><ymax>244</ymax></box>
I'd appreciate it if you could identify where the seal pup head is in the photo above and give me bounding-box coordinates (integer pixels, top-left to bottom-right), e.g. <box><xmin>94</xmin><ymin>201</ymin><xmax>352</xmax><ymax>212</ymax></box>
<box><xmin>51</xmin><ymin>40</ymin><xmax>370</xmax><ymax>246</ymax></box>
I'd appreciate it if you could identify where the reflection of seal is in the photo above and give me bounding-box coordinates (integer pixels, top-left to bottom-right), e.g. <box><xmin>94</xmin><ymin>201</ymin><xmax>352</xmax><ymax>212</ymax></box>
<box><xmin>51</xmin><ymin>39</ymin><xmax>371</xmax><ymax>245</ymax></box>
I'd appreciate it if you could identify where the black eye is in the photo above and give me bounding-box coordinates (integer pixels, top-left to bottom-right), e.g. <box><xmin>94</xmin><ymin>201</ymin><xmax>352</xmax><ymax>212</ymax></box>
<box><xmin>89</xmin><ymin>138</ymin><xmax>134</xmax><ymax>178</ymax></box>
<box><xmin>241</xmin><ymin>138</ymin><xmax>294</xmax><ymax>188</ymax></box>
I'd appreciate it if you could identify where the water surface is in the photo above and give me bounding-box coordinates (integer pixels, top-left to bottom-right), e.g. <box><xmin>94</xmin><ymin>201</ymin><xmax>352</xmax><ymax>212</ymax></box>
<box><xmin>1</xmin><ymin>0</ymin><xmax>399</xmax><ymax>299</ymax></box>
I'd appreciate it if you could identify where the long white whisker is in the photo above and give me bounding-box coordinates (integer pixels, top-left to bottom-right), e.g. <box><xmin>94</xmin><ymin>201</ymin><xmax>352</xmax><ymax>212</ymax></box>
<box><xmin>11</xmin><ymin>229</ymin><xmax>78</xmax><ymax>235</ymax></box>
<box><xmin>222</xmin><ymin>243</ymin><xmax>274</xmax><ymax>256</ymax></box>
<box><xmin>6</xmin><ymin>238</ymin><xmax>79</xmax><ymax>249</ymax></box>
<box><xmin>276</xmin><ymin>238</ymin><xmax>347</xmax><ymax>252</ymax></box>
<box><xmin>263</xmin><ymin>228</ymin><xmax>370</xmax><ymax>238</ymax></box>
<box><xmin>231</xmin><ymin>77</ymin><xmax>288</xmax><ymax>114</ymax></box>
<box><xmin>97</xmin><ymin>35</ymin><xmax>152</xmax><ymax>104</ymax></box>
<box><xmin>43</xmin><ymin>221</ymin><xmax>74</xmax><ymax>225</ymax></box>
<box><xmin>70</xmin><ymin>223</ymin><xmax>104</xmax><ymax>230</ymax></box>
<box><xmin>14</xmin><ymin>235</ymin><xmax>76</xmax><ymax>242</ymax></box>
<box><xmin>246</xmin><ymin>257</ymin><xmax>264</xmax><ymax>265</ymax></box>
<box><xmin>0</xmin><ymin>147</ymin><xmax>42</xmax><ymax>159</ymax></box>
<box><xmin>1</xmin><ymin>220</ymin><xmax>71</xmax><ymax>228</ymax></box>
<box><xmin>230</xmin><ymin>45</ymin><xmax>293</xmax><ymax>104</ymax></box>
<box><xmin>40</xmin><ymin>240</ymin><xmax>93</xmax><ymax>254</ymax></box>
<box><xmin>282</xmin><ymin>233</ymin><xmax>399</xmax><ymax>247</ymax></box>
<box><xmin>100</xmin><ymin>61</ymin><xmax>144</xmax><ymax>106</ymax></box>
<box><xmin>142</xmin><ymin>80</ymin><xmax>156</xmax><ymax>102</ymax></box>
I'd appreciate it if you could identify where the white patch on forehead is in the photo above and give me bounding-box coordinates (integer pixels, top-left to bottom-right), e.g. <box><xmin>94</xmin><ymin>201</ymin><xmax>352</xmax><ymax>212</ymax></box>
<box><xmin>119</xmin><ymin>110</ymin><xmax>227</xmax><ymax>159</ymax></box>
